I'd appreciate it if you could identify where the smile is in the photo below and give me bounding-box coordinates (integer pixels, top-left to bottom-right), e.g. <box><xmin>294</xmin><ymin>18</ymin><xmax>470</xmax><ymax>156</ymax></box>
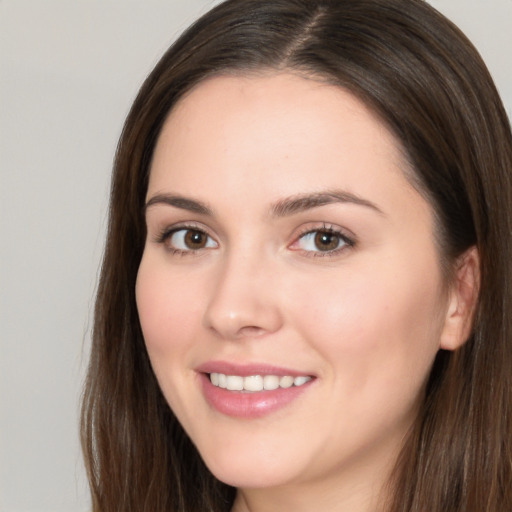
<box><xmin>209</xmin><ymin>373</ymin><xmax>312</xmax><ymax>392</ymax></box>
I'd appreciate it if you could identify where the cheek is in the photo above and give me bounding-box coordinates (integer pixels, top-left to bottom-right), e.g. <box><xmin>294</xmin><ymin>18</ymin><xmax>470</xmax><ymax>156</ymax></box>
<box><xmin>288</xmin><ymin>259</ymin><xmax>446</xmax><ymax>391</ymax></box>
<box><xmin>135</xmin><ymin>252</ymin><xmax>211</xmax><ymax>422</ymax></box>
<box><xmin>135</xmin><ymin>253</ymin><xmax>202</xmax><ymax>359</ymax></box>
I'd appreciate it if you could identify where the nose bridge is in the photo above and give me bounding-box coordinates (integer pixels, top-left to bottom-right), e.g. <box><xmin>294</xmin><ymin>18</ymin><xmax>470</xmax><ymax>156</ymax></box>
<box><xmin>203</xmin><ymin>241</ymin><xmax>282</xmax><ymax>339</ymax></box>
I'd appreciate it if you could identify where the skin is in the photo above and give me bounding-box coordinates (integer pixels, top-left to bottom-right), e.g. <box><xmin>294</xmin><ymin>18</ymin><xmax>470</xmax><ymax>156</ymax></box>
<box><xmin>136</xmin><ymin>73</ymin><xmax>476</xmax><ymax>512</ymax></box>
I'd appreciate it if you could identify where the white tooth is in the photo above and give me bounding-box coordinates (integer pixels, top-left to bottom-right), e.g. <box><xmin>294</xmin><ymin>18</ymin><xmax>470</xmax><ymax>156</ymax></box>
<box><xmin>263</xmin><ymin>375</ymin><xmax>280</xmax><ymax>390</ymax></box>
<box><xmin>226</xmin><ymin>375</ymin><xmax>244</xmax><ymax>391</ymax></box>
<box><xmin>244</xmin><ymin>375</ymin><xmax>264</xmax><ymax>392</ymax></box>
<box><xmin>210</xmin><ymin>372</ymin><xmax>219</xmax><ymax>386</ymax></box>
<box><xmin>218</xmin><ymin>373</ymin><xmax>227</xmax><ymax>388</ymax></box>
<box><xmin>279</xmin><ymin>376</ymin><xmax>294</xmax><ymax>388</ymax></box>
<box><xmin>294</xmin><ymin>376</ymin><xmax>311</xmax><ymax>386</ymax></box>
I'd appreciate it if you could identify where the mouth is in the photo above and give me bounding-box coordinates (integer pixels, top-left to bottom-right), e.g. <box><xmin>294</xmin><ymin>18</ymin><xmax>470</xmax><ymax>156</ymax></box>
<box><xmin>208</xmin><ymin>372</ymin><xmax>312</xmax><ymax>392</ymax></box>
<box><xmin>196</xmin><ymin>362</ymin><xmax>316</xmax><ymax>418</ymax></box>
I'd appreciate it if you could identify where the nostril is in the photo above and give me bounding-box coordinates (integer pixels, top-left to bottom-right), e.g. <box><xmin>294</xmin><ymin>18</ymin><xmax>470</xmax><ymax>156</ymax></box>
<box><xmin>237</xmin><ymin>326</ymin><xmax>266</xmax><ymax>337</ymax></box>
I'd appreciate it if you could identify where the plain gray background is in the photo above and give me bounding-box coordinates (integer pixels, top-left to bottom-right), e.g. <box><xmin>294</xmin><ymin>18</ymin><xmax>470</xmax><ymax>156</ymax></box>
<box><xmin>1</xmin><ymin>1</ymin><xmax>511</xmax><ymax>511</ymax></box>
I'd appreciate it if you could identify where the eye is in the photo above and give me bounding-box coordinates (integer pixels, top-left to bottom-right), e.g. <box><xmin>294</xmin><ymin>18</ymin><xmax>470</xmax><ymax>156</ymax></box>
<box><xmin>162</xmin><ymin>227</ymin><xmax>218</xmax><ymax>253</ymax></box>
<box><xmin>293</xmin><ymin>228</ymin><xmax>353</xmax><ymax>255</ymax></box>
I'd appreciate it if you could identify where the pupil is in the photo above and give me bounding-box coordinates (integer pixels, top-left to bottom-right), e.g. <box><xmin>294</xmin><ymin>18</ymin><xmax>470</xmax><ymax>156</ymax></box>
<box><xmin>314</xmin><ymin>231</ymin><xmax>339</xmax><ymax>251</ymax></box>
<box><xmin>185</xmin><ymin>230</ymin><xmax>205</xmax><ymax>248</ymax></box>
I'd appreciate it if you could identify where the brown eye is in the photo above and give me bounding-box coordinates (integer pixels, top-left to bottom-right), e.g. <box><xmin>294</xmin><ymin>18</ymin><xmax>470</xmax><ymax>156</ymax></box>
<box><xmin>314</xmin><ymin>231</ymin><xmax>341</xmax><ymax>251</ymax></box>
<box><xmin>167</xmin><ymin>228</ymin><xmax>217</xmax><ymax>252</ymax></box>
<box><xmin>295</xmin><ymin>229</ymin><xmax>351</xmax><ymax>254</ymax></box>
<box><xmin>184</xmin><ymin>230</ymin><xmax>207</xmax><ymax>248</ymax></box>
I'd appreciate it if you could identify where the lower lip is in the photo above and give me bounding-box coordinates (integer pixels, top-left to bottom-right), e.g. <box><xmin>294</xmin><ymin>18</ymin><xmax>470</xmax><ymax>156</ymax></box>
<box><xmin>199</xmin><ymin>373</ymin><xmax>314</xmax><ymax>418</ymax></box>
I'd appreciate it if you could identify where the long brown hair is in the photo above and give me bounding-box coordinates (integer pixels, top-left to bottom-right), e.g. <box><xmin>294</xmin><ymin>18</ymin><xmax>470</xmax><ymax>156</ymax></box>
<box><xmin>81</xmin><ymin>1</ymin><xmax>512</xmax><ymax>510</ymax></box>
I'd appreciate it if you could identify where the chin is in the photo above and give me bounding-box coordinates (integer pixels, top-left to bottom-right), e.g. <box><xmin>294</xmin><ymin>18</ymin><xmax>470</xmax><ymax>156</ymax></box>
<box><xmin>210</xmin><ymin>468</ymin><xmax>293</xmax><ymax>490</ymax></box>
<box><xmin>200</xmin><ymin>448</ymin><xmax>302</xmax><ymax>489</ymax></box>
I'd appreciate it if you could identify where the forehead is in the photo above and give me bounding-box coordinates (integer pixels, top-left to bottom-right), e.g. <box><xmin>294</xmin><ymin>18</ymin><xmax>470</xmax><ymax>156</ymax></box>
<box><xmin>159</xmin><ymin>72</ymin><xmax>396</xmax><ymax>151</ymax></box>
<box><xmin>149</xmin><ymin>73</ymin><xmax>408</xmax><ymax>198</ymax></box>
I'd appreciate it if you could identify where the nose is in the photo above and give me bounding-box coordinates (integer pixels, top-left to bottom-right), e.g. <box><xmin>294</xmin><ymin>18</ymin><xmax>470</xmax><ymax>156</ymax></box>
<box><xmin>203</xmin><ymin>249</ymin><xmax>283</xmax><ymax>340</ymax></box>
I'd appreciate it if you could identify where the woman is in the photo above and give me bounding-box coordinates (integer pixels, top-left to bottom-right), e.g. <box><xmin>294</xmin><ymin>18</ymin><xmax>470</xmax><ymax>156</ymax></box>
<box><xmin>81</xmin><ymin>0</ymin><xmax>512</xmax><ymax>510</ymax></box>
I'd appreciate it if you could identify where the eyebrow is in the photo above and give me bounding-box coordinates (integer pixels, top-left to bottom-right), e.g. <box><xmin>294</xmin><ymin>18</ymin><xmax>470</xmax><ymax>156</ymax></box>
<box><xmin>144</xmin><ymin>194</ymin><xmax>213</xmax><ymax>216</ymax></box>
<box><xmin>270</xmin><ymin>190</ymin><xmax>384</xmax><ymax>217</ymax></box>
<box><xmin>144</xmin><ymin>189</ymin><xmax>384</xmax><ymax>217</ymax></box>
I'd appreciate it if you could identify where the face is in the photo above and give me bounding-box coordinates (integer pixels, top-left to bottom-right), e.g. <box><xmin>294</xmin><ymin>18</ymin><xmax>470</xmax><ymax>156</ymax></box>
<box><xmin>136</xmin><ymin>73</ymin><xmax>453</xmax><ymax>500</ymax></box>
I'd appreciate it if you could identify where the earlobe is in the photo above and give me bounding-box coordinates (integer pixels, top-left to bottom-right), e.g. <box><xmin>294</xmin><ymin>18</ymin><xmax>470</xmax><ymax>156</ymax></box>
<box><xmin>439</xmin><ymin>246</ymin><xmax>480</xmax><ymax>351</ymax></box>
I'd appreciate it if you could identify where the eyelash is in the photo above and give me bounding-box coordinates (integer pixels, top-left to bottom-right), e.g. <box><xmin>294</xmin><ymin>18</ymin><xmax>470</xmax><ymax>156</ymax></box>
<box><xmin>155</xmin><ymin>223</ymin><xmax>217</xmax><ymax>256</ymax></box>
<box><xmin>153</xmin><ymin>223</ymin><xmax>355</xmax><ymax>258</ymax></box>
<box><xmin>291</xmin><ymin>224</ymin><xmax>355</xmax><ymax>258</ymax></box>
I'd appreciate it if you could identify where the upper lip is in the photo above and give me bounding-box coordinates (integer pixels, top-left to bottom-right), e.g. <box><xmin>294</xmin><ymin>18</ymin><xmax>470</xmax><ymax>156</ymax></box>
<box><xmin>195</xmin><ymin>360</ymin><xmax>314</xmax><ymax>378</ymax></box>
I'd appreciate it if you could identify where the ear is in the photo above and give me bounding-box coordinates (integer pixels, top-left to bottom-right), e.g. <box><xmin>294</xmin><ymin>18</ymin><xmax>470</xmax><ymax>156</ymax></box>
<box><xmin>439</xmin><ymin>246</ymin><xmax>480</xmax><ymax>351</ymax></box>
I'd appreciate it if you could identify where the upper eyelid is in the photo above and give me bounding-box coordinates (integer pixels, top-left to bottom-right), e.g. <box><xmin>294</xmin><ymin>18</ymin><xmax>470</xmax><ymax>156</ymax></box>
<box><xmin>293</xmin><ymin>222</ymin><xmax>356</xmax><ymax>241</ymax></box>
<box><xmin>145</xmin><ymin>210</ymin><xmax>225</xmax><ymax>236</ymax></box>
<box><xmin>152</xmin><ymin>220</ymin><xmax>211</xmax><ymax>235</ymax></box>
<box><xmin>152</xmin><ymin>222</ymin><xmax>215</xmax><ymax>244</ymax></box>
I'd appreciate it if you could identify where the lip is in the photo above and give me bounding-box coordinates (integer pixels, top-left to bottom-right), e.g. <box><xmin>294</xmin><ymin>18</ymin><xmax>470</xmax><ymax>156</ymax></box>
<box><xmin>196</xmin><ymin>361</ymin><xmax>315</xmax><ymax>418</ymax></box>
<box><xmin>196</xmin><ymin>361</ymin><xmax>313</xmax><ymax>377</ymax></box>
